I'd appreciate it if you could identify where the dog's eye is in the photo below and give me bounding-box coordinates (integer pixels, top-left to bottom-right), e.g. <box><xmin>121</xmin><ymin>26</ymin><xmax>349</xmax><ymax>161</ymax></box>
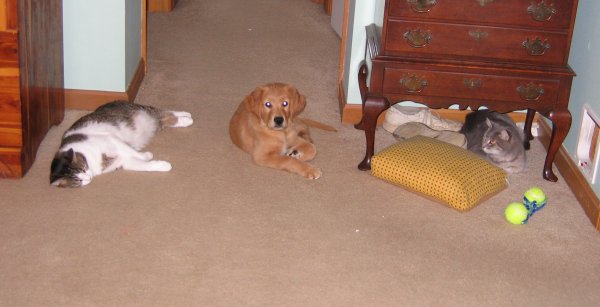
<box><xmin>265</xmin><ymin>101</ymin><xmax>272</xmax><ymax>108</ymax></box>
<box><xmin>282</xmin><ymin>101</ymin><xmax>288</xmax><ymax>107</ymax></box>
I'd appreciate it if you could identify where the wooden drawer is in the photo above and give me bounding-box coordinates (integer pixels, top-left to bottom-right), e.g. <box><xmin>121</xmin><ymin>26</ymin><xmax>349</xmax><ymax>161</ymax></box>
<box><xmin>0</xmin><ymin>73</ymin><xmax>22</xmax><ymax>147</ymax></box>
<box><xmin>0</xmin><ymin>31</ymin><xmax>18</xmax><ymax>65</ymax></box>
<box><xmin>388</xmin><ymin>0</ymin><xmax>575</xmax><ymax>30</ymax></box>
<box><xmin>384</xmin><ymin>20</ymin><xmax>570</xmax><ymax>66</ymax></box>
<box><xmin>382</xmin><ymin>66</ymin><xmax>561</xmax><ymax>108</ymax></box>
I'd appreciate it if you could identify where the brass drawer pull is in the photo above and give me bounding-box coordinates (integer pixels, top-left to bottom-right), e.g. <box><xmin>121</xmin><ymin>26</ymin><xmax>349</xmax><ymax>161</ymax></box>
<box><xmin>407</xmin><ymin>0</ymin><xmax>437</xmax><ymax>13</ymax></box>
<box><xmin>399</xmin><ymin>74</ymin><xmax>428</xmax><ymax>93</ymax></box>
<box><xmin>517</xmin><ymin>83</ymin><xmax>545</xmax><ymax>101</ymax></box>
<box><xmin>528</xmin><ymin>1</ymin><xmax>557</xmax><ymax>22</ymax></box>
<box><xmin>468</xmin><ymin>29</ymin><xmax>488</xmax><ymax>41</ymax></box>
<box><xmin>463</xmin><ymin>78</ymin><xmax>483</xmax><ymax>89</ymax></box>
<box><xmin>523</xmin><ymin>37</ymin><xmax>551</xmax><ymax>56</ymax></box>
<box><xmin>476</xmin><ymin>0</ymin><xmax>495</xmax><ymax>7</ymax></box>
<box><xmin>404</xmin><ymin>29</ymin><xmax>432</xmax><ymax>48</ymax></box>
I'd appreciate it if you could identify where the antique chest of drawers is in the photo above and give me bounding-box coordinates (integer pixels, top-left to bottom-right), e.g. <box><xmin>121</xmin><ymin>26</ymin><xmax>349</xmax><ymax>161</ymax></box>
<box><xmin>356</xmin><ymin>0</ymin><xmax>579</xmax><ymax>181</ymax></box>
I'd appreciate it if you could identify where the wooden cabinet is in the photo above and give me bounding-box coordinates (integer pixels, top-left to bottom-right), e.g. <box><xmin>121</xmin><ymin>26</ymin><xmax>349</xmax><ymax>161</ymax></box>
<box><xmin>356</xmin><ymin>0</ymin><xmax>578</xmax><ymax>182</ymax></box>
<box><xmin>0</xmin><ymin>0</ymin><xmax>64</xmax><ymax>178</ymax></box>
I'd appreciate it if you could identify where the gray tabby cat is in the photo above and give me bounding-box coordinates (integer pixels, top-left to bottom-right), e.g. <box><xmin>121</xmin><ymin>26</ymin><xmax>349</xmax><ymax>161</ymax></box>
<box><xmin>460</xmin><ymin>110</ymin><xmax>529</xmax><ymax>174</ymax></box>
<box><xmin>50</xmin><ymin>101</ymin><xmax>193</xmax><ymax>188</ymax></box>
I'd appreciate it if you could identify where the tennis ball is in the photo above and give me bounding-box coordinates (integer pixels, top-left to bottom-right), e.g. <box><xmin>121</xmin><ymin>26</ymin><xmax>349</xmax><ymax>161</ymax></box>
<box><xmin>524</xmin><ymin>187</ymin><xmax>546</xmax><ymax>204</ymax></box>
<box><xmin>505</xmin><ymin>202</ymin><xmax>528</xmax><ymax>225</ymax></box>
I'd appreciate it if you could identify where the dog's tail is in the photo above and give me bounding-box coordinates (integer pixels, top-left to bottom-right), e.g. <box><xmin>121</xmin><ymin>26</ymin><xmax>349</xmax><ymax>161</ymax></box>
<box><xmin>299</xmin><ymin>117</ymin><xmax>337</xmax><ymax>132</ymax></box>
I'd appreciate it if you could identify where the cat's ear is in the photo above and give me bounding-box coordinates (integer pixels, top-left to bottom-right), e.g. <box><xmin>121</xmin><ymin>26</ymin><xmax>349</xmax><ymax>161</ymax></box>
<box><xmin>72</xmin><ymin>151</ymin><xmax>88</xmax><ymax>167</ymax></box>
<box><xmin>499</xmin><ymin>129</ymin><xmax>511</xmax><ymax>141</ymax></box>
<box><xmin>485</xmin><ymin>118</ymin><xmax>493</xmax><ymax>128</ymax></box>
<box><xmin>67</xmin><ymin>149</ymin><xmax>84</xmax><ymax>165</ymax></box>
<box><xmin>65</xmin><ymin>148</ymin><xmax>75</xmax><ymax>160</ymax></box>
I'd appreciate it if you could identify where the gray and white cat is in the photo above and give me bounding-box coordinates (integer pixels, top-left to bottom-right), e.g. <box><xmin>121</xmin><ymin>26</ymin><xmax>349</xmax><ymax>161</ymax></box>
<box><xmin>50</xmin><ymin>101</ymin><xmax>193</xmax><ymax>188</ymax></box>
<box><xmin>460</xmin><ymin>110</ymin><xmax>529</xmax><ymax>174</ymax></box>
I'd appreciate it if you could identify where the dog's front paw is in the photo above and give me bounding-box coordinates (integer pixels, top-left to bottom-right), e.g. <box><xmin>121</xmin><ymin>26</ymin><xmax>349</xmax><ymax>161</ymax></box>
<box><xmin>302</xmin><ymin>166</ymin><xmax>322</xmax><ymax>180</ymax></box>
<box><xmin>287</xmin><ymin>149</ymin><xmax>302</xmax><ymax>159</ymax></box>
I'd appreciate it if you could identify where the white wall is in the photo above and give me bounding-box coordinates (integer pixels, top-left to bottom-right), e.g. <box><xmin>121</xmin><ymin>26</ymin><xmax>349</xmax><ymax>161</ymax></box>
<box><xmin>341</xmin><ymin>0</ymin><xmax>385</xmax><ymax>105</ymax></box>
<box><xmin>63</xmin><ymin>0</ymin><xmax>142</xmax><ymax>92</ymax></box>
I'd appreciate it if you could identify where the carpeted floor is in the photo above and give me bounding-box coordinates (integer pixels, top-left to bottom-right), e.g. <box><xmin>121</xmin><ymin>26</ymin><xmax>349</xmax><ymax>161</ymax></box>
<box><xmin>1</xmin><ymin>0</ymin><xmax>599</xmax><ymax>306</ymax></box>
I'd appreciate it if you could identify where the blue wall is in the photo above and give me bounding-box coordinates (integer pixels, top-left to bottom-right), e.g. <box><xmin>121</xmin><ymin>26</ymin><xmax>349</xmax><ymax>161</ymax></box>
<box><xmin>125</xmin><ymin>0</ymin><xmax>142</xmax><ymax>87</ymax></box>
<box><xmin>341</xmin><ymin>0</ymin><xmax>385</xmax><ymax>106</ymax></box>
<box><xmin>63</xmin><ymin>0</ymin><xmax>142</xmax><ymax>92</ymax></box>
<box><xmin>566</xmin><ymin>0</ymin><xmax>600</xmax><ymax>195</ymax></box>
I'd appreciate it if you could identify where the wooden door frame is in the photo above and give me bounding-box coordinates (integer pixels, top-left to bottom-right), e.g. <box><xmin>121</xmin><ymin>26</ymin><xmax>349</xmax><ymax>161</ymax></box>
<box><xmin>337</xmin><ymin>0</ymin><xmax>353</xmax><ymax>123</ymax></box>
<box><xmin>142</xmin><ymin>0</ymin><xmax>147</xmax><ymax>72</ymax></box>
<box><xmin>148</xmin><ymin>0</ymin><xmax>178</xmax><ymax>12</ymax></box>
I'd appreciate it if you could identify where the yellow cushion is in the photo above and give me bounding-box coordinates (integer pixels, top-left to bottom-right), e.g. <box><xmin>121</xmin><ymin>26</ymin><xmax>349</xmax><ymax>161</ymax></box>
<box><xmin>371</xmin><ymin>136</ymin><xmax>508</xmax><ymax>211</ymax></box>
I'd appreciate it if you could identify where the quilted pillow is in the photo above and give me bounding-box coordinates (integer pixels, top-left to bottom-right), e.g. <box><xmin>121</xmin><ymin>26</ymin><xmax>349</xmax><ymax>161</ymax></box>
<box><xmin>371</xmin><ymin>136</ymin><xmax>508</xmax><ymax>211</ymax></box>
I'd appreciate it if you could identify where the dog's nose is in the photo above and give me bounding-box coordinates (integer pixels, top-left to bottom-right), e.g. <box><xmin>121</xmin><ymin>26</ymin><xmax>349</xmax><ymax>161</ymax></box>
<box><xmin>274</xmin><ymin>116</ymin><xmax>284</xmax><ymax>126</ymax></box>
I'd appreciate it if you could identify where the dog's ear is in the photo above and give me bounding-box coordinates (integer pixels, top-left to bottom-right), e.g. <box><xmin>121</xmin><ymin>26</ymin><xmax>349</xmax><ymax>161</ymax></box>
<box><xmin>290</xmin><ymin>89</ymin><xmax>306</xmax><ymax>117</ymax></box>
<box><xmin>244</xmin><ymin>87</ymin><xmax>264</xmax><ymax>116</ymax></box>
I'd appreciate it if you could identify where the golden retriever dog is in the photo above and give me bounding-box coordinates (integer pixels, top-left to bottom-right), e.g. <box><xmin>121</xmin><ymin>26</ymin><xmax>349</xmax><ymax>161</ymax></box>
<box><xmin>229</xmin><ymin>83</ymin><xmax>334</xmax><ymax>179</ymax></box>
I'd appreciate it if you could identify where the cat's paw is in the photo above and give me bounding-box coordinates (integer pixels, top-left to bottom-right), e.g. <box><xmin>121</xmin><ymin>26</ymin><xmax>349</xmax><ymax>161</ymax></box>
<box><xmin>175</xmin><ymin>116</ymin><xmax>193</xmax><ymax>127</ymax></box>
<box><xmin>140</xmin><ymin>151</ymin><xmax>153</xmax><ymax>160</ymax></box>
<box><xmin>173</xmin><ymin>111</ymin><xmax>192</xmax><ymax>118</ymax></box>
<box><xmin>150</xmin><ymin>160</ymin><xmax>172</xmax><ymax>172</ymax></box>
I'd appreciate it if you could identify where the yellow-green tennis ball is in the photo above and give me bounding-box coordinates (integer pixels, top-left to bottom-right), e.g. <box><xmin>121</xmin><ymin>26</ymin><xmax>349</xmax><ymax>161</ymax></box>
<box><xmin>505</xmin><ymin>202</ymin><xmax>528</xmax><ymax>224</ymax></box>
<box><xmin>524</xmin><ymin>187</ymin><xmax>546</xmax><ymax>204</ymax></box>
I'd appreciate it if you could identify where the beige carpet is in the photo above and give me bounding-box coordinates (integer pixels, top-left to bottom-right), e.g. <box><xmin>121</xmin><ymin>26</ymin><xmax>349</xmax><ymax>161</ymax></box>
<box><xmin>1</xmin><ymin>0</ymin><xmax>599</xmax><ymax>306</ymax></box>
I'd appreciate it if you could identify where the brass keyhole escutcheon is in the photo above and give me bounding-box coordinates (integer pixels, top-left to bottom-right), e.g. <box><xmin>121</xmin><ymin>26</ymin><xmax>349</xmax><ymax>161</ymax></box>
<box><xmin>468</xmin><ymin>29</ymin><xmax>488</xmax><ymax>42</ymax></box>
<box><xmin>476</xmin><ymin>0</ymin><xmax>495</xmax><ymax>7</ymax></box>
<box><xmin>463</xmin><ymin>79</ymin><xmax>483</xmax><ymax>89</ymax></box>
